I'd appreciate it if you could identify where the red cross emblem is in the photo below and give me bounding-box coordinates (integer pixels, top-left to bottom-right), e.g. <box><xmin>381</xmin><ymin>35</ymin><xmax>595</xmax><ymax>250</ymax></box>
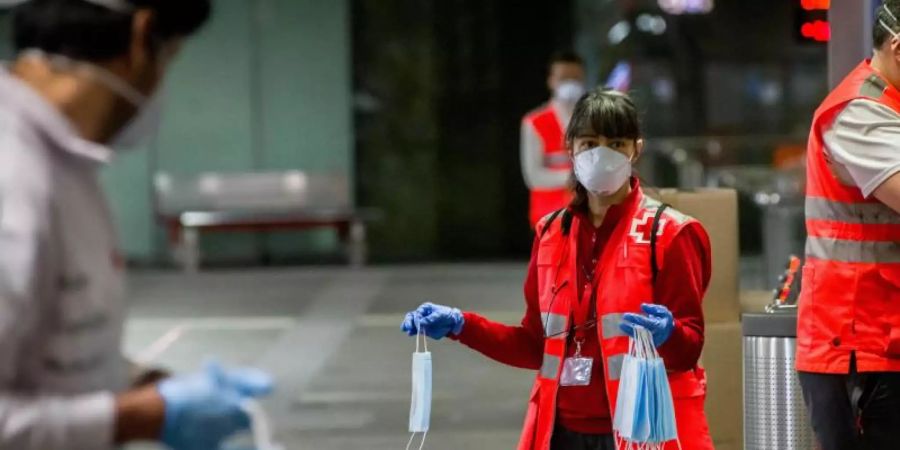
<box><xmin>629</xmin><ymin>211</ymin><xmax>667</xmax><ymax>244</ymax></box>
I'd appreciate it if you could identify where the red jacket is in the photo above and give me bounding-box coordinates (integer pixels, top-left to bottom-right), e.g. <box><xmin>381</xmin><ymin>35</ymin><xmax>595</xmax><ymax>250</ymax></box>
<box><xmin>798</xmin><ymin>60</ymin><xmax>900</xmax><ymax>374</ymax></box>
<box><xmin>523</xmin><ymin>105</ymin><xmax>573</xmax><ymax>227</ymax></box>
<box><xmin>456</xmin><ymin>181</ymin><xmax>713</xmax><ymax>449</ymax></box>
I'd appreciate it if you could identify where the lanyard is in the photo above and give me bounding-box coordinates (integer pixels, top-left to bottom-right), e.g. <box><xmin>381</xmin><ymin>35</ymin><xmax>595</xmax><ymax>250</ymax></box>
<box><xmin>572</xmin><ymin>230</ymin><xmax>603</xmax><ymax>343</ymax></box>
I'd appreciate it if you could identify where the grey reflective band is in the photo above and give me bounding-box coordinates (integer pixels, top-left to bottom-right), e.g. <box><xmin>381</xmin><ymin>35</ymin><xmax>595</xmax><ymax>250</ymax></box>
<box><xmin>806</xmin><ymin>197</ymin><xmax>900</xmax><ymax>225</ymax></box>
<box><xmin>540</xmin><ymin>354</ymin><xmax>561</xmax><ymax>379</ymax></box>
<box><xmin>543</xmin><ymin>153</ymin><xmax>571</xmax><ymax>167</ymax></box>
<box><xmin>806</xmin><ymin>237</ymin><xmax>900</xmax><ymax>264</ymax></box>
<box><xmin>541</xmin><ymin>312</ymin><xmax>568</xmax><ymax>339</ymax></box>
<box><xmin>601</xmin><ymin>313</ymin><xmax>627</xmax><ymax>340</ymax></box>
<box><xmin>860</xmin><ymin>75</ymin><xmax>888</xmax><ymax>99</ymax></box>
<box><xmin>607</xmin><ymin>354</ymin><xmax>625</xmax><ymax>381</ymax></box>
<box><xmin>80</xmin><ymin>0</ymin><xmax>135</xmax><ymax>13</ymax></box>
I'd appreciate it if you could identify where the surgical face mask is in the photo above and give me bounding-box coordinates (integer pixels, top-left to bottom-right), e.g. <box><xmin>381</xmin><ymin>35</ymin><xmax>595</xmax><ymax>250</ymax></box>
<box><xmin>554</xmin><ymin>80</ymin><xmax>586</xmax><ymax>104</ymax></box>
<box><xmin>573</xmin><ymin>145</ymin><xmax>632</xmax><ymax>196</ymax></box>
<box><xmin>407</xmin><ymin>326</ymin><xmax>431</xmax><ymax>450</ymax></box>
<box><xmin>18</xmin><ymin>49</ymin><xmax>163</xmax><ymax>150</ymax></box>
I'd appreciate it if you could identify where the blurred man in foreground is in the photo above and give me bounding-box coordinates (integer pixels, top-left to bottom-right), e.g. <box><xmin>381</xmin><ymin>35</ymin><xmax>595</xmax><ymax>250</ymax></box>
<box><xmin>0</xmin><ymin>1</ymin><xmax>272</xmax><ymax>448</ymax></box>
<box><xmin>798</xmin><ymin>2</ymin><xmax>900</xmax><ymax>448</ymax></box>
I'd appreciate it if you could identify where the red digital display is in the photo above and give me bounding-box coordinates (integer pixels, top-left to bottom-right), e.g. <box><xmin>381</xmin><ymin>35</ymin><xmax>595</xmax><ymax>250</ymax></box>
<box><xmin>800</xmin><ymin>20</ymin><xmax>831</xmax><ymax>42</ymax></box>
<box><xmin>800</xmin><ymin>0</ymin><xmax>830</xmax><ymax>11</ymax></box>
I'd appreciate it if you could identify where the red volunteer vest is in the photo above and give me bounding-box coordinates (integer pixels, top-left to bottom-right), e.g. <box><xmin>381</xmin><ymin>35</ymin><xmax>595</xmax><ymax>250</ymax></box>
<box><xmin>797</xmin><ymin>60</ymin><xmax>900</xmax><ymax>374</ymax></box>
<box><xmin>519</xmin><ymin>187</ymin><xmax>713</xmax><ymax>450</ymax></box>
<box><xmin>524</xmin><ymin>105</ymin><xmax>573</xmax><ymax>227</ymax></box>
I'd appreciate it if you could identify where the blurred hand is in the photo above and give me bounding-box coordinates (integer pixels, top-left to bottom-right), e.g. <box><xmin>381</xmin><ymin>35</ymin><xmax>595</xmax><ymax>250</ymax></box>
<box><xmin>401</xmin><ymin>302</ymin><xmax>465</xmax><ymax>340</ymax></box>
<box><xmin>158</xmin><ymin>362</ymin><xmax>274</xmax><ymax>450</ymax></box>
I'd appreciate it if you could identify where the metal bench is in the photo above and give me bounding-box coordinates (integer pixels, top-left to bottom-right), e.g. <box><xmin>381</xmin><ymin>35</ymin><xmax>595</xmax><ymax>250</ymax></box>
<box><xmin>154</xmin><ymin>171</ymin><xmax>380</xmax><ymax>272</ymax></box>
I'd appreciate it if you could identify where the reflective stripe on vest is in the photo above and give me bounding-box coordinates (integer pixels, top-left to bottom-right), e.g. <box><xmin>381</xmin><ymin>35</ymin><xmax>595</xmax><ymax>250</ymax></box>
<box><xmin>640</xmin><ymin>195</ymin><xmax>689</xmax><ymax>225</ymax></box>
<box><xmin>806</xmin><ymin>237</ymin><xmax>900</xmax><ymax>264</ymax></box>
<box><xmin>543</xmin><ymin>152</ymin><xmax>571</xmax><ymax>169</ymax></box>
<box><xmin>806</xmin><ymin>197</ymin><xmax>900</xmax><ymax>225</ymax></box>
<box><xmin>601</xmin><ymin>313</ymin><xmax>627</xmax><ymax>339</ymax></box>
<box><xmin>540</xmin><ymin>353</ymin><xmax>561</xmax><ymax>379</ymax></box>
<box><xmin>607</xmin><ymin>353</ymin><xmax>625</xmax><ymax>381</ymax></box>
<box><xmin>541</xmin><ymin>312</ymin><xmax>567</xmax><ymax>339</ymax></box>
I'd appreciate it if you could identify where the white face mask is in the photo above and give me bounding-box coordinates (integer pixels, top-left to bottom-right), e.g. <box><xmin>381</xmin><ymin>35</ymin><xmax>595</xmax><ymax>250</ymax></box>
<box><xmin>573</xmin><ymin>145</ymin><xmax>632</xmax><ymax>196</ymax></box>
<box><xmin>407</xmin><ymin>326</ymin><xmax>431</xmax><ymax>450</ymax></box>
<box><xmin>554</xmin><ymin>80</ymin><xmax>586</xmax><ymax>104</ymax></box>
<box><xmin>19</xmin><ymin>49</ymin><xmax>163</xmax><ymax>150</ymax></box>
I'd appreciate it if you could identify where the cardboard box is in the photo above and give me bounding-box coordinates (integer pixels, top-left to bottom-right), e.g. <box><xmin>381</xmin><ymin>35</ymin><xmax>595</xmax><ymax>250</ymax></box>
<box><xmin>651</xmin><ymin>188</ymin><xmax>741</xmax><ymax>323</ymax></box>
<box><xmin>700</xmin><ymin>321</ymin><xmax>743</xmax><ymax>450</ymax></box>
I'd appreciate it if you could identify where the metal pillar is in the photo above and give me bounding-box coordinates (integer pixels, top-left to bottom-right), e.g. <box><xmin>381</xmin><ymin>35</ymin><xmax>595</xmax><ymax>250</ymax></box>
<box><xmin>829</xmin><ymin>0</ymin><xmax>877</xmax><ymax>88</ymax></box>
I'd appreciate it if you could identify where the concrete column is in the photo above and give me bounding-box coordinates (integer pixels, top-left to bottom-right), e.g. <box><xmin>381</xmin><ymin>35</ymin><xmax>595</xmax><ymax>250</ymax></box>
<box><xmin>829</xmin><ymin>0</ymin><xmax>877</xmax><ymax>88</ymax></box>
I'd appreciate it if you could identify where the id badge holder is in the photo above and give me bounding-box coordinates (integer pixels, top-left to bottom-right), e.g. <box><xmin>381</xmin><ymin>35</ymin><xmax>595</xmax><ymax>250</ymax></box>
<box><xmin>560</xmin><ymin>338</ymin><xmax>593</xmax><ymax>386</ymax></box>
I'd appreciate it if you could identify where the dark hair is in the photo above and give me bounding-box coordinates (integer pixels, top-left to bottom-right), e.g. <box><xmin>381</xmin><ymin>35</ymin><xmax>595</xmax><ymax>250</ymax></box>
<box><xmin>565</xmin><ymin>88</ymin><xmax>642</xmax><ymax>212</ymax></box>
<box><xmin>874</xmin><ymin>0</ymin><xmax>900</xmax><ymax>48</ymax></box>
<box><xmin>13</xmin><ymin>0</ymin><xmax>211</xmax><ymax>61</ymax></box>
<box><xmin>548</xmin><ymin>50</ymin><xmax>584</xmax><ymax>70</ymax></box>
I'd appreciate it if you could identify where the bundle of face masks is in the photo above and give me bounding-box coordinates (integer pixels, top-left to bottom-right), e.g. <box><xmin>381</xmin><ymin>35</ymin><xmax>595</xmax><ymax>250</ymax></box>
<box><xmin>613</xmin><ymin>325</ymin><xmax>679</xmax><ymax>449</ymax></box>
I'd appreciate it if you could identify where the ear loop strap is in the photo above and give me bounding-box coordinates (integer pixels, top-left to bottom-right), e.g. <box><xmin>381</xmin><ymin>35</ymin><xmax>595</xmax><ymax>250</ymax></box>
<box><xmin>18</xmin><ymin>49</ymin><xmax>148</xmax><ymax>107</ymax></box>
<box><xmin>881</xmin><ymin>4</ymin><xmax>900</xmax><ymax>40</ymax></box>
<box><xmin>406</xmin><ymin>430</ymin><xmax>428</xmax><ymax>450</ymax></box>
<box><xmin>407</xmin><ymin>323</ymin><xmax>428</xmax><ymax>450</ymax></box>
<box><xmin>416</xmin><ymin>322</ymin><xmax>429</xmax><ymax>354</ymax></box>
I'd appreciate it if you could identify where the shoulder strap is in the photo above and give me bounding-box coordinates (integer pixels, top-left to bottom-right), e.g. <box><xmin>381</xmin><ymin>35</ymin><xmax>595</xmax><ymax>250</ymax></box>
<box><xmin>650</xmin><ymin>204</ymin><xmax>670</xmax><ymax>285</ymax></box>
<box><xmin>538</xmin><ymin>208</ymin><xmax>565</xmax><ymax>240</ymax></box>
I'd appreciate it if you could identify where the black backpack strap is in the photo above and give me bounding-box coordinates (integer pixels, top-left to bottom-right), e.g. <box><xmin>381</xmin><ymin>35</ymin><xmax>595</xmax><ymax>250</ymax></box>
<box><xmin>538</xmin><ymin>208</ymin><xmax>565</xmax><ymax>240</ymax></box>
<box><xmin>650</xmin><ymin>204</ymin><xmax>670</xmax><ymax>285</ymax></box>
<box><xmin>561</xmin><ymin>209</ymin><xmax>574</xmax><ymax>236</ymax></box>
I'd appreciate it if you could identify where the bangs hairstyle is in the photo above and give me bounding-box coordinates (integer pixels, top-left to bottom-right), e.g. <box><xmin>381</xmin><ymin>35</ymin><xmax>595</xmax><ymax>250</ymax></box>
<box><xmin>564</xmin><ymin>88</ymin><xmax>641</xmax><ymax>145</ymax></box>
<box><xmin>565</xmin><ymin>88</ymin><xmax>643</xmax><ymax>213</ymax></box>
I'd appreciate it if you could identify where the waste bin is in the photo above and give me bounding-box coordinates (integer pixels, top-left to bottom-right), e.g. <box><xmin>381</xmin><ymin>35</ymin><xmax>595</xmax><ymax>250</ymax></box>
<box><xmin>743</xmin><ymin>311</ymin><xmax>818</xmax><ymax>450</ymax></box>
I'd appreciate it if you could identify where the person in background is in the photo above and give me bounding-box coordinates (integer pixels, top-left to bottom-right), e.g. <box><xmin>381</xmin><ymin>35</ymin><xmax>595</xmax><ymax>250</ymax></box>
<box><xmin>797</xmin><ymin>2</ymin><xmax>900</xmax><ymax>448</ymax></box>
<box><xmin>403</xmin><ymin>89</ymin><xmax>714</xmax><ymax>450</ymax></box>
<box><xmin>0</xmin><ymin>1</ymin><xmax>272</xmax><ymax>449</ymax></box>
<box><xmin>521</xmin><ymin>50</ymin><xmax>587</xmax><ymax>228</ymax></box>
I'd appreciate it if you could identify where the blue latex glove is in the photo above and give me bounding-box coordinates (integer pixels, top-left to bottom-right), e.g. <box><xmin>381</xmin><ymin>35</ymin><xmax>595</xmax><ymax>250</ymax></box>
<box><xmin>158</xmin><ymin>361</ymin><xmax>274</xmax><ymax>450</ymax></box>
<box><xmin>400</xmin><ymin>302</ymin><xmax>465</xmax><ymax>340</ymax></box>
<box><xmin>619</xmin><ymin>303</ymin><xmax>675</xmax><ymax>347</ymax></box>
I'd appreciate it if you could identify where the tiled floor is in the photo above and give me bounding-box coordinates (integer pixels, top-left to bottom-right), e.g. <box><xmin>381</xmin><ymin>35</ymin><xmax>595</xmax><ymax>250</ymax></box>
<box><xmin>123</xmin><ymin>265</ymin><xmax>535</xmax><ymax>450</ymax></box>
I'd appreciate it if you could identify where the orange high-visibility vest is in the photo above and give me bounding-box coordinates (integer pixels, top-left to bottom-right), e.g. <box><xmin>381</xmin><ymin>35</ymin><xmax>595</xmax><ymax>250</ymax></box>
<box><xmin>520</xmin><ymin>186</ymin><xmax>713</xmax><ymax>450</ymax></box>
<box><xmin>797</xmin><ymin>60</ymin><xmax>900</xmax><ymax>374</ymax></box>
<box><xmin>524</xmin><ymin>105</ymin><xmax>573</xmax><ymax>227</ymax></box>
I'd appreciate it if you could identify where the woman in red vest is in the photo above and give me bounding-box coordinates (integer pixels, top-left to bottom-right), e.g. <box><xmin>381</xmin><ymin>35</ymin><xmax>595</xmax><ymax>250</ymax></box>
<box><xmin>401</xmin><ymin>89</ymin><xmax>714</xmax><ymax>450</ymax></box>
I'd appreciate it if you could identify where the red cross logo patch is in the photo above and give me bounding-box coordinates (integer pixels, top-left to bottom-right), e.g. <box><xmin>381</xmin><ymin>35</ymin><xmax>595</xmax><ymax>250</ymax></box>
<box><xmin>629</xmin><ymin>211</ymin><xmax>667</xmax><ymax>244</ymax></box>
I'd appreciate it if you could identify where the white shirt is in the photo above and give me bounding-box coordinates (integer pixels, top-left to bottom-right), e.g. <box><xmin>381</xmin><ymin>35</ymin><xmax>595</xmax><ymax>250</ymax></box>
<box><xmin>0</xmin><ymin>67</ymin><xmax>128</xmax><ymax>450</ymax></box>
<box><xmin>823</xmin><ymin>98</ymin><xmax>900</xmax><ymax>198</ymax></box>
<box><xmin>520</xmin><ymin>102</ymin><xmax>572</xmax><ymax>190</ymax></box>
